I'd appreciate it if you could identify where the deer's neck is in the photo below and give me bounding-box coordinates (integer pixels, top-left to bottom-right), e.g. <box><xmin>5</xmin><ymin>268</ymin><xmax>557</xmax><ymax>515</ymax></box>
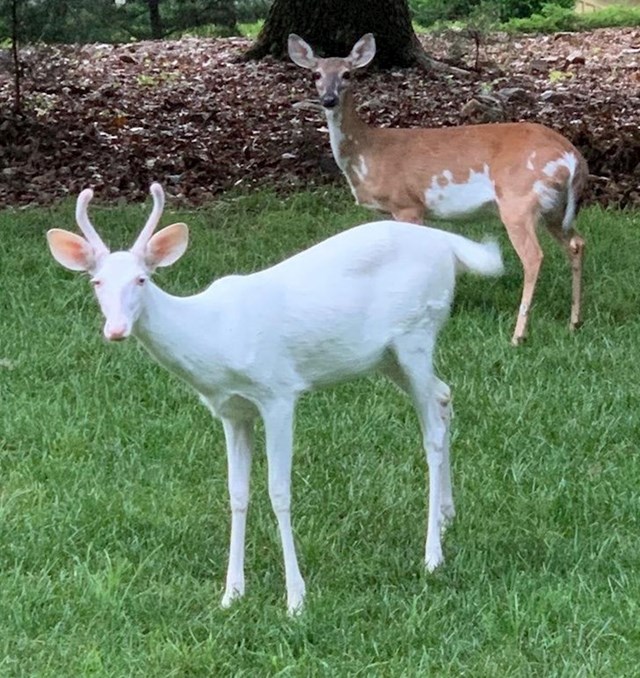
<box><xmin>324</xmin><ymin>89</ymin><xmax>370</xmax><ymax>172</ymax></box>
<box><xmin>133</xmin><ymin>282</ymin><xmax>220</xmax><ymax>391</ymax></box>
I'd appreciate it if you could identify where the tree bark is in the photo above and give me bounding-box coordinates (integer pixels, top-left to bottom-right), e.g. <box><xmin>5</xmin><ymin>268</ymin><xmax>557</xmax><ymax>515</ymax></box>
<box><xmin>147</xmin><ymin>0</ymin><xmax>163</xmax><ymax>39</ymax></box>
<box><xmin>245</xmin><ymin>0</ymin><xmax>427</xmax><ymax>68</ymax></box>
<box><xmin>10</xmin><ymin>0</ymin><xmax>22</xmax><ymax>114</ymax></box>
<box><xmin>214</xmin><ymin>0</ymin><xmax>239</xmax><ymax>33</ymax></box>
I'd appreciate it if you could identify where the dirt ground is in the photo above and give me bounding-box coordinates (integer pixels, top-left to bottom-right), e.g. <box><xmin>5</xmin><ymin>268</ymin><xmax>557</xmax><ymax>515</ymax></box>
<box><xmin>0</xmin><ymin>27</ymin><xmax>638</xmax><ymax>208</ymax></box>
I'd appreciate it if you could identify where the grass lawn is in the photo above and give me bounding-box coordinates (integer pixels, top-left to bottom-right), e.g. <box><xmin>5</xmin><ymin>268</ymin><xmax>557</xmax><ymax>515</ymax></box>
<box><xmin>1</xmin><ymin>188</ymin><xmax>639</xmax><ymax>676</ymax></box>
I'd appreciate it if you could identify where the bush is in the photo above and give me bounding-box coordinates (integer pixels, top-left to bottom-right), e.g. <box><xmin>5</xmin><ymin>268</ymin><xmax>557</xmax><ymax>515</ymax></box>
<box><xmin>504</xmin><ymin>3</ymin><xmax>640</xmax><ymax>32</ymax></box>
<box><xmin>410</xmin><ymin>0</ymin><xmax>470</xmax><ymax>26</ymax></box>
<box><xmin>503</xmin><ymin>3</ymin><xmax>578</xmax><ymax>31</ymax></box>
<box><xmin>578</xmin><ymin>5</ymin><xmax>640</xmax><ymax>29</ymax></box>
<box><xmin>409</xmin><ymin>0</ymin><xmax>574</xmax><ymax>26</ymax></box>
<box><xmin>236</xmin><ymin>0</ymin><xmax>271</xmax><ymax>23</ymax></box>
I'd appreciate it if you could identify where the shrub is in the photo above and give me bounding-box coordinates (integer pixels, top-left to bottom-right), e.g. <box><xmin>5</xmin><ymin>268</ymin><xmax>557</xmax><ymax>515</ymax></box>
<box><xmin>579</xmin><ymin>5</ymin><xmax>640</xmax><ymax>29</ymax></box>
<box><xmin>504</xmin><ymin>3</ymin><xmax>640</xmax><ymax>32</ymax></box>
<box><xmin>410</xmin><ymin>0</ymin><xmax>575</xmax><ymax>26</ymax></box>
<box><xmin>503</xmin><ymin>3</ymin><xmax>578</xmax><ymax>31</ymax></box>
<box><xmin>236</xmin><ymin>0</ymin><xmax>271</xmax><ymax>23</ymax></box>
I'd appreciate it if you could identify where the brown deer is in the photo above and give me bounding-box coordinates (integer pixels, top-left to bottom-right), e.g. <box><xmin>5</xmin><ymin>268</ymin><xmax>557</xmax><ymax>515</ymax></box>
<box><xmin>288</xmin><ymin>33</ymin><xmax>588</xmax><ymax>345</ymax></box>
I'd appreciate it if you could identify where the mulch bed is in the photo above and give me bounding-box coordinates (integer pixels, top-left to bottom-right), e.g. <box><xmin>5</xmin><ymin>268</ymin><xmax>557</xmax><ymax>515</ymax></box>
<box><xmin>0</xmin><ymin>27</ymin><xmax>638</xmax><ymax>208</ymax></box>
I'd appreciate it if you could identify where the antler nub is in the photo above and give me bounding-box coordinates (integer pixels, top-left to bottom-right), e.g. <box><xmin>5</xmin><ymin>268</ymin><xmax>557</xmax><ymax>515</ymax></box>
<box><xmin>76</xmin><ymin>187</ymin><xmax>109</xmax><ymax>259</ymax></box>
<box><xmin>131</xmin><ymin>183</ymin><xmax>165</xmax><ymax>255</ymax></box>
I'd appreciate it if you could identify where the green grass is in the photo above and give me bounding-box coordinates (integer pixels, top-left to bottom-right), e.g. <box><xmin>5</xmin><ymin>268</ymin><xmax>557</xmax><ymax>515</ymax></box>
<box><xmin>239</xmin><ymin>20</ymin><xmax>265</xmax><ymax>38</ymax></box>
<box><xmin>1</xmin><ymin>188</ymin><xmax>640</xmax><ymax>676</ymax></box>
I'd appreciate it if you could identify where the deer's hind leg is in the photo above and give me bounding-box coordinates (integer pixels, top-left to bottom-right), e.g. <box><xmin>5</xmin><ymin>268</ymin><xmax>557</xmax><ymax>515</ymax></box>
<box><xmin>498</xmin><ymin>200</ymin><xmax>544</xmax><ymax>345</ymax></box>
<box><xmin>382</xmin><ymin>356</ymin><xmax>454</xmax><ymax>528</ymax></box>
<box><xmin>545</xmin><ymin>218</ymin><xmax>586</xmax><ymax>331</ymax></box>
<box><xmin>384</xmin><ymin>338</ymin><xmax>453</xmax><ymax>572</ymax></box>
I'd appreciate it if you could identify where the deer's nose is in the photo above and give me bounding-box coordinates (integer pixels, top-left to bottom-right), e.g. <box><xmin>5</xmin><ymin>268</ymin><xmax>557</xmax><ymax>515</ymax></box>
<box><xmin>104</xmin><ymin>322</ymin><xmax>130</xmax><ymax>341</ymax></box>
<box><xmin>320</xmin><ymin>95</ymin><xmax>339</xmax><ymax>108</ymax></box>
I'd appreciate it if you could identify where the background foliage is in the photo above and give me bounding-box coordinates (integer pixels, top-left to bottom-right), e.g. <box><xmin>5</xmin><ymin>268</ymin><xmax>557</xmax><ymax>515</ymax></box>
<box><xmin>410</xmin><ymin>0</ymin><xmax>575</xmax><ymax>26</ymax></box>
<box><xmin>0</xmin><ymin>0</ymin><xmax>265</xmax><ymax>43</ymax></box>
<box><xmin>4</xmin><ymin>0</ymin><xmax>638</xmax><ymax>45</ymax></box>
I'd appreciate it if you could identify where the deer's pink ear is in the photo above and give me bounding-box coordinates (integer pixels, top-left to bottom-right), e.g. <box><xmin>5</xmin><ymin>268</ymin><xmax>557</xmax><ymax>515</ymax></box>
<box><xmin>288</xmin><ymin>34</ymin><xmax>318</xmax><ymax>69</ymax></box>
<box><xmin>145</xmin><ymin>223</ymin><xmax>189</xmax><ymax>269</ymax></box>
<box><xmin>348</xmin><ymin>33</ymin><xmax>376</xmax><ymax>69</ymax></box>
<box><xmin>46</xmin><ymin>229</ymin><xmax>96</xmax><ymax>272</ymax></box>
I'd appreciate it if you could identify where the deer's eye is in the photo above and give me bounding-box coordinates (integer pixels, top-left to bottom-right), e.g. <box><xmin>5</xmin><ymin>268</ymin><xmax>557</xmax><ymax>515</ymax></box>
<box><xmin>137</xmin><ymin>276</ymin><xmax>147</xmax><ymax>286</ymax></box>
<box><xmin>313</xmin><ymin>71</ymin><xmax>321</xmax><ymax>81</ymax></box>
<box><xmin>342</xmin><ymin>71</ymin><xmax>351</xmax><ymax>80</ymax></box>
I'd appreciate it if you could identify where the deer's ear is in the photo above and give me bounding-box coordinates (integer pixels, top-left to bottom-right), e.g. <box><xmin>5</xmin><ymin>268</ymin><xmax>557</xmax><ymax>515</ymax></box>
<box><xmin>288</xmin><ymin>34</ymin><xmax>318</xmax><ymax>69</ymax></box>
<box><xmin>47</xmin><ymin>229</ymin><xmax>96</xmax><ymax>272</ymax></box>
<box><xmin>145</xmin><ymin>223</ymin><xmax>189</xmax><ymax>269</ymax></box>
<box><xmin>348</xmin><ymin>33</ymin><xmax>376</xmax><ymax>69</ymax></box>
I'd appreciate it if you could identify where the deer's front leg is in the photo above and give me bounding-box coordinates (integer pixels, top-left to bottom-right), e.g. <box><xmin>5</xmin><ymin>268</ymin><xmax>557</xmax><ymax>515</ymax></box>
<box><xmin>391</xmin><ymin>207</ymin><xmax>424</xmax><ymax>225</ymax></box>
<box><xmin>221</xmin><ymin>417</ymin><xmax>254</xmax><ymax>608</ymax></box>
<box><xmin>434</xmin><ymin>378</ymin><xmax>455</xmax><ymax>529</ymax></box>
<box><xmin>262</xmin><ymin>400</ymin><xmax>306</xmax><ymax>615</ymax></box>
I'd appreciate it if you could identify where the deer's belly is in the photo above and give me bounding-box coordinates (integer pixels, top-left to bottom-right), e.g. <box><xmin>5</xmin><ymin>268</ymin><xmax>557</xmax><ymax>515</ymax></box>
<box><xmin>348</xmin><ymin>164</ymin><xmax>499</xmax><ymax>220</ymax></box>
<box><xmin>200</xmin><ymin>392</ymin><xmax>260</xmax><ymax>420</ymax></box>
<box><xmin>423</xmin><ymin>167</ymin><xmax>498</xmax><ymax>219</ymax></box>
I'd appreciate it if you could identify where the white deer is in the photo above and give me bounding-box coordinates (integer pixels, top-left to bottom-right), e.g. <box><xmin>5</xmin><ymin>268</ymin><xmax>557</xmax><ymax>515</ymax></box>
<box><xmin>46</xmin><ymin>183</ymin><xmax>503</xmax><ymax>614</ymax></box>
<box><xmin>288</xmin><ymin>33</ymin><xmax>588</xmax><ymax>346</ymax></box>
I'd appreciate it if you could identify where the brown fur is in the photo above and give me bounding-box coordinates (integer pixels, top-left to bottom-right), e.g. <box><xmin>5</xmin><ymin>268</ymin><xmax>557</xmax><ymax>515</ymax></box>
<box><xmin>300</xmin><ymin>54</ymin><xmax>588</xmax><ymax>345</ymax></box>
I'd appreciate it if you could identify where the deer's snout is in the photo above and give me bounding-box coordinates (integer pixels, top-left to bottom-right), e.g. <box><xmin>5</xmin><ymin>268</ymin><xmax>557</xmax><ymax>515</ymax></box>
<box><xmin>320</xmin><ymin>95</ymin><xmax>339</xmax><ymax>108</ymax></box>
<box><xmin>104</xmin><ymin>321</ymin><xmax>131</xmax><ymax>342</ymax></box>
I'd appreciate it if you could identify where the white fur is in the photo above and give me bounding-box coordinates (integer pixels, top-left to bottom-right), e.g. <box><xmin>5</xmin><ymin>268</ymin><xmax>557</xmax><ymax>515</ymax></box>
<box><xmin>541</xmin><ymin>151</ymin><xmax>579</xmax><ymax>230</ymax></box>
<box><xmin>47</xmin><ymin>188</ymin><xmax>503</xmax><ymax>614</ymax></box>
<box><xmin>353</xmin><ymin>155</ymin><xmax>369</xmax><ymax>181</ymax></box>
<box><xmin>325</xmin><ymin>111</ymin><xmax>371</xmax><ymax>206</ymax></box>
<box><xmin>325</xmin><ymin>108</ymin><xmax>347</xmax><ymax>171</ymax></box>
<box><xmin>533</xmin><ymin>151</ymin><xmax>579</xmax><ymax>219</ymax></box>
<box><xmin>532</xmin><ymin>180</ymin><xmax>559</xmax><ymax>212</ymax></box>
<box><xmin>542</xmin><ymin>151</ymin><xmax>577</xmax><ymax>178</ymax></box>
<box><xmin>424</xmin><ymin>165</ymin><xmax>497</xmax><ymax>219</ymax></box>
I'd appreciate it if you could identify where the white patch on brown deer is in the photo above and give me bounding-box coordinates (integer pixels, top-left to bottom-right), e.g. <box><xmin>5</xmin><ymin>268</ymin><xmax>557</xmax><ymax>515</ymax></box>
<box><xmin>542</xmin><ymin>151</ymin><xmax>577</xmax><ymax>179</ymax></box>
<box><xmin>425</xmin><ymin>165</ymin><xmax>497</xmax><ymax>219</ymax></box>
<box><xmin>533</xmin><ymin>151</ymin><xmax>578</xmax><ymax>212</ymax></box>
<box><xmin>353</xmin><ymin>155</ymin><xmax>369</xmax><ymax>182</ymax></box>
<box><xmin>325</xmin><ymin>108</ymin><xmax>347</xmax><ymax>171</ymax></box>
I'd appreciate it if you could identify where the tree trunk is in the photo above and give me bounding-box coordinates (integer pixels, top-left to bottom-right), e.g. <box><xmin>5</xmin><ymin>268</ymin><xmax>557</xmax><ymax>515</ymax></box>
<box><xmin>245</xmin><ymin>0</ymin><xmax>427</xmax><ymax>68</ymax></box>
<box><xmin>214</xmin><ymin>0</ymin><xmax>239</xmax><ymax>34</ymax></box>
<box><xmin>147</xmin><ymin>0</ymin><xmax>163</xmax><ymax>39</ymax></box>
<box><xmin>10</xmin><ymin>0</ymin><xmax>22</xmax><ymax>114</ymax></box>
